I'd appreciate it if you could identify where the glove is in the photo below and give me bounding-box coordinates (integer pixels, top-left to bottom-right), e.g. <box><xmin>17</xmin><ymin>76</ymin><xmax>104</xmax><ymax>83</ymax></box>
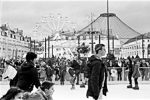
<box><xmin>103</xmin><ymin>88</ymin><xmax>108</xmax><ymax>96</ymax></box>
<box><xmin>93</xmin><ymin>95</ymin><xmax>98</xmax><ymax>100</ymax></box>
<box><xmin>4</xmin><ymin>76</ymin><xmax>9</xmax><ymax>79</ymax></box>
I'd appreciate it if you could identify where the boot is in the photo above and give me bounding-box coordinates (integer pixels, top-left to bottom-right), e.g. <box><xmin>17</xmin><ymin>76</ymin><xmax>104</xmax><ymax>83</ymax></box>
<box><xmin>127</xmin><ymin>84</ymin><xmax>132</xmax><ymax>88</ymax></box>
<box><xmin>80</xmin><ymin>83</ymin><xmax>85</xmax><ymax>88</ymax></box>
<box><xmin>71</xmin><ymin>85</ymin><xmax>75</xmax><ymax>90</ymax></box>
<box><xmin>132</xmin><ymin>84</ymin><xmax>139</xmax><ymax>90</ymax></box>
<box><xmin>76</xmin><ymin>82</ymin><xmax>79</xmax><ymax>85</ymax></box>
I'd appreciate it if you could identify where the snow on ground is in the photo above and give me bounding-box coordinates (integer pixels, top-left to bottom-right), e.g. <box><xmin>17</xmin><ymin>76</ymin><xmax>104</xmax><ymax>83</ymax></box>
<box><xmin>0</xmin><ymin>83</ymin><xmax>150</xmax><ymax>100</ymax></box>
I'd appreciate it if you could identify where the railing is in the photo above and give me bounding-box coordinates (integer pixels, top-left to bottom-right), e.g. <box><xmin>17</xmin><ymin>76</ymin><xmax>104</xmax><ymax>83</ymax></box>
<box><xmin>107</xmin><ymin>67</ymin><xmax>150</xmax><ymax>81</ymax></box>
<box><xmin>0</xmin><ymin>67</ymin><xmax>150</xmax><ymax>81</ymax></box>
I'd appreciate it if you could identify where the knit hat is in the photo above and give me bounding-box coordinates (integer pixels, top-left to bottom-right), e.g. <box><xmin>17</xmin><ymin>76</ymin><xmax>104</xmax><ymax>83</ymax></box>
<box><xmin>95</xmin><ymin>44</ymin><xmax>104</xmax><ymax>51</ymax></box>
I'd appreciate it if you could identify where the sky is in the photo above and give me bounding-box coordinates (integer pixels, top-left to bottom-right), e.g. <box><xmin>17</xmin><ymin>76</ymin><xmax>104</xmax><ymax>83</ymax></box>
<box><xmin>1</xmin><ymin>0</ymin><xmax>150</xmax><ymax>38</ymax></box>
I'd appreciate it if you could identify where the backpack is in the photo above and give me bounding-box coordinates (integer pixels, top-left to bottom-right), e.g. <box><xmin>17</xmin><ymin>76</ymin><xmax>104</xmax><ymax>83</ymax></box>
<box><xmin>83</xmin><ymin>60</ymin><xmax>92</xmax><ymax>78</ymax></box>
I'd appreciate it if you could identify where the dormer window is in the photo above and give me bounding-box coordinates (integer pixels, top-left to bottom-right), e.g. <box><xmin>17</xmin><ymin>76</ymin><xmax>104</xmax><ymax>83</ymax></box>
<box><xmin>4</xmin><ymin>32</ymin><xmax>7</xmax><ymax>36</ymax></box>
<box><xmin>65</xmin><ymin>37</ymin><xmax>68</xmax><ymax>40</ymax></box>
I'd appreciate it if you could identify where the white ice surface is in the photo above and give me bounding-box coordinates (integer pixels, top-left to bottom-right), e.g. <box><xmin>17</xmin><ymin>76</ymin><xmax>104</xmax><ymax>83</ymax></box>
<box><xmin>0</xmin><ymin>84</ymin><xmax>150</xmax><ymax>100</ymax></box>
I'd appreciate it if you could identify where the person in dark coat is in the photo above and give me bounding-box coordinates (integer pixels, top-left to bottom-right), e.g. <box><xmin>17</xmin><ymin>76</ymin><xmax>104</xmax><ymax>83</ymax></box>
<box><xmin>132</xmin><ymin>60</ymin><xmax>141</xmax><ymax>90</ymax></box>
<box><xmin>71</xmin><ymin>59</ymin><xmax>80</xmax><ymax>85</ymax></box>
<box><xmin>46</xmin><ymin>59</ymin><xmax>54</xmax><ymax>82</ymax></box>
<box><xmin>86</xmin><ymin>44</ymin><xmax>108</xmax><ymax>100</ymax></box>
<box><xmin>127</xmin><ymin>56</ymin><xmax>134</xmax><ymax>88</ymax></box>
<box><xmin>59</xmin><ymin>61</ymin><xmax>66</xmax><ymax>85</ymax></box>
<box><xmin>15</xmin><ymin>52</ymin><xmax>41</xmax><ymax>92</ymax></box>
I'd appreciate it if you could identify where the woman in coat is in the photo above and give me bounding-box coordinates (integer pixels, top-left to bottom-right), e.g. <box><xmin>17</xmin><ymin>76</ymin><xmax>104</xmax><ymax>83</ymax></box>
<box><xmin>132</xmin><ymin>60</ymin><xmax>141</xmax><ymax>90</ymax></box>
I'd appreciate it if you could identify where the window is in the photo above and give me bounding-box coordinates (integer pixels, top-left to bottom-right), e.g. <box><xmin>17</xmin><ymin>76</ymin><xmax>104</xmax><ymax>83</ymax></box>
<box><xmin>10</xmin><ymin>34</ymin><xmax>13</xmax><ymax>38</ymax></box>
<box><xmin>23</xmin><ymin>37</ymin><xmax>24</xmax><ymax>41</ymax></box>
<box><xmin>71</xmin><ymin>37</ymin><xmax>75</xmax><ymax>40</ymax></box>
<box><xmin>65</xmin><ymin>37</ymin><xmax>68</xmax><ymax>40</ymax></box>
<box><xmin>14</xmin><ymin>35</ymin><xmax>16</xmax><ymax>39</ymax></box>
<box><xmin>89</xmin><ymin>35</ymin><xmax>91</xmax><ymax>39</ymax></box>
<box><xmin>83</xmin><ymin>36</ymin><xmax>86</xmax><ymax>40</ymax></box>
<box><xmin>95</xmin><ymin>35</ymin><xmax>98</xmax><ymax>40</ymax></box>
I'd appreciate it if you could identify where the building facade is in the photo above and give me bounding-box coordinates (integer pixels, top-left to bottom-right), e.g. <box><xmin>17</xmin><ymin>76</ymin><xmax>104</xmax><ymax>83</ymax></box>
<box><xmin>41</xmin><ymin>33</ymin><xmax>121</xmax><ymax>59</ymax></box>
<box><xmin>0</xmin><ymin>24</ymin><xmax>30</xmax><ymax>60</ymax></box>
<box><xmin>120</xmin><ymin>32</ymin><xmax>150</xmax><ymax>59</ymax></box>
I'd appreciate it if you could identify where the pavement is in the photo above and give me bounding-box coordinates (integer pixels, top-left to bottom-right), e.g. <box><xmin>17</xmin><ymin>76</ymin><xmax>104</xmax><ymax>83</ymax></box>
<box><xmin>0</xmin><ymin>83</ymin><xmax>150</xmax><ymax>100</ymax></box>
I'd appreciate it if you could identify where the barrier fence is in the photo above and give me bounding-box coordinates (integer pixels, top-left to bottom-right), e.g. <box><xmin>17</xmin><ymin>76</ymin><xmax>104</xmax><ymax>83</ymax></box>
<box><xmin>0</xmin><ymin>67</ymin><xmax>150</xmax><ymax>81</ymax></box>
<box><xmin>107</xmin><ymin>67</ymin><xmax>150</xmax><ymax>81</ymax></box>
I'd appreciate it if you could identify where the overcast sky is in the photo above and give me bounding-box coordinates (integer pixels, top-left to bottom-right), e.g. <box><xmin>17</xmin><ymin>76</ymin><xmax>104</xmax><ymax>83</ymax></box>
<box><xmin>1</xmin><ymin>0</ymin><xmax>150</xmax><ymax>37</ymax></box>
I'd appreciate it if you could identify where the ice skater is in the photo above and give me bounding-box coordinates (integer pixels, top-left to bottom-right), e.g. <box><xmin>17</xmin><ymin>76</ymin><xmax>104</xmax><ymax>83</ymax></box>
<box><xmin>132</xmin><ymin>60</ymin><xmax>141</xmax><ymax>90</ymax></box>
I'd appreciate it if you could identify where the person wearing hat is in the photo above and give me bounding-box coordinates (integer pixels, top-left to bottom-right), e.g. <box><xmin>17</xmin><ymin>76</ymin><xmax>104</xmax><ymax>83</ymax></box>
<box><xmin>86</xmin><ymin>44</ymin><xmax>108</xmax><ymax>100</ymax></box>
<box><xmin>15</xmin><ymin>52</ymin><xmax>41</xmax><ymax>92</ymax></box>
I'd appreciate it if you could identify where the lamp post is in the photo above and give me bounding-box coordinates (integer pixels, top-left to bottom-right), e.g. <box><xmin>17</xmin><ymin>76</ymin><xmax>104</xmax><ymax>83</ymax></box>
<box><xmin>29</xmin><ymin>37</ymin><xmax>32</xmax><ymax>51</ymax></box>
<box><xmin>99</xmin><ymin>35</ymin><xmax>101</xmax><ymax>44</ymax></box>
<box><xmin>34</xmin><ymin>40</ymin><xmax>35</xmax><ymax>53</ymax></box>
<box><xmin>77</xmin><ymin>36</ymin><xmax>80</xmax><ymax>59</ymax></box>
<box><xmin>107</xmin><ymin>0</ymin><xmax>110</xmax><ymax>54</ymax></box>
<box><xmin>142</xmin><ymin>34</ymin><xmax>144</xmax><ymax>58</ymax></box>
<box><xmin>48</xmin><ymin>36</ymin><xmax>50</xmax><ymax>59</ymax></box>
<box><xmin>45</xmin><ymin>37</ymin><xmax>47</xmax><ymax>60</ymax></box>
<box><xmin>99</xmin><ymin>30</ymin><xmax>102</xmax><ymax>44</ymax></box>
<box><xmin>52</xmin><ymin>45</ymin><xmax>54</xmax><ymax>58</ymax></box>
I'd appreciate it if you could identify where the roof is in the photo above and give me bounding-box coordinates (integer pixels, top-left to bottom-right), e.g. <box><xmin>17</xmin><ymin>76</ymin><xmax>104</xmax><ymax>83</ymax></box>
<box><xmin>124</xmin><ymin>32</ymin><xmax>150</xmax><ymax>44</ymax></box>
<box><xmin>77</xmin><ymin>13</ymin><xmax>140</xmax><ymax>43</ymax></box>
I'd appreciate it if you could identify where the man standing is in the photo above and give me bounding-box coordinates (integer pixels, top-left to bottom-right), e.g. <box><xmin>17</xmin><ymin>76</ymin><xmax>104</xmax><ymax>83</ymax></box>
<box><xmin>86</xmin><ymin>44</ymin><xmax>108</xmax><ymax>100</ymax></box>
<box><xmin>127</xmin><ymin>56</ymin><xmax>133</xmax><ymax>88</ymax></box>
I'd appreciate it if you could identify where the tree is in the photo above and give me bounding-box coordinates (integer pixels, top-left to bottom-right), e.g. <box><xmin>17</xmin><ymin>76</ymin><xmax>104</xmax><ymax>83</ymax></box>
<box><xmin>77</xmin><ymin>42</ymin><xmax>90</xmax><ymax>54</ymax></box>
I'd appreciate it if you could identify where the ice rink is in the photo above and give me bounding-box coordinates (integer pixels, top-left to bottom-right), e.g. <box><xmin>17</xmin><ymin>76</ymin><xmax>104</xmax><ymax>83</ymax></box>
<box><xmin>0</xmin><ymin>81</ymin><xmax>150</xmax><ymax>100</ymax></box>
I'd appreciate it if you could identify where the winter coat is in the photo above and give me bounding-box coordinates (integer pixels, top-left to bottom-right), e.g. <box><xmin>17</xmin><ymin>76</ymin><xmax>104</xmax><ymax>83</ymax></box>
<box><xmin>46</xmin><ymin>66</ymin><xmax>54</xmax><ymax>76</ymax></box>
<box><xmin>71</xmin><ymin>60</ymin><xmax>80</xmax><ymax>70</ymax></box>
<box><xmin>132</xmin><ymin>64</ymin><xmax>141</xmax><ymax>78</ymax></box>
<box><xmin>15</xmin><ymin>61</ymin><xmax>41</xmax><ymax>92</ymax></box>
<box><xmin>86</xmin><ymin>55</ymin><xmax>108</xmax><ymax>100</ymax></box>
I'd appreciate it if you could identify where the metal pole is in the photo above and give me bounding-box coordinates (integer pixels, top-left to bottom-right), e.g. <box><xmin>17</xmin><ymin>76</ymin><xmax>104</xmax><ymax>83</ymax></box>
<box><xmin>91</xmin><ymin>13</ymin><xmax>94</xmax><ymax>54</ymax></box>
<box><xmin>29</xmin><ymin>37</ymin><xmax>32</xmax><ymax>51</ymax></box>
<box><xmin>91</xmin><ymin>32</ymin><xmax>94</xmax><ymax>54</ymax></box>
<box><xmin>0</xmin><ymin>1</ymin><xmax>2</xmax><ymax>26</ymax></box>
<box><xmin>78</xmin><ymin>36</ymin><xmax>80</xmax><ymax>59</ymax></box>
<box><xmin>99</xmin><ymin>35</ymin><xmax>101</xmax><ymax>44</ymax></box>
<box><xmin>142</xmin><ymin>35</ymin><xmax>144</xmax><ymax>58</ymax></box>
<box><xmin>34</xmin><ymin>40</ymin><xmax>35</xmax><ymax>53</ymax></box>
<box><xmin>16</xmin><ymin>49</ymin><xmax>18</xmax><ymax>60</ymax></box>
<box><xmin>107</xmin><ymin>0</ymin><xmax>110</xmax><ymax>54</ymax></box>
<box><xmin>52</xmin><ymin>45</ymin><xmax>53</xmax><ymax>58</ymax></box>
<box><xmin>112</xmin><ymin>36</ymin><xmax>114</xmax><ymax>55</ymax></box>
<box><xmin>45</xmin><ymin>38</ymin><xmax>47</xmax><ymax>60</ymax></box>
<box><xmin>48</xmin><ymin>36</ymin><xmax>50</xmax><ymax>59</ymax></box>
